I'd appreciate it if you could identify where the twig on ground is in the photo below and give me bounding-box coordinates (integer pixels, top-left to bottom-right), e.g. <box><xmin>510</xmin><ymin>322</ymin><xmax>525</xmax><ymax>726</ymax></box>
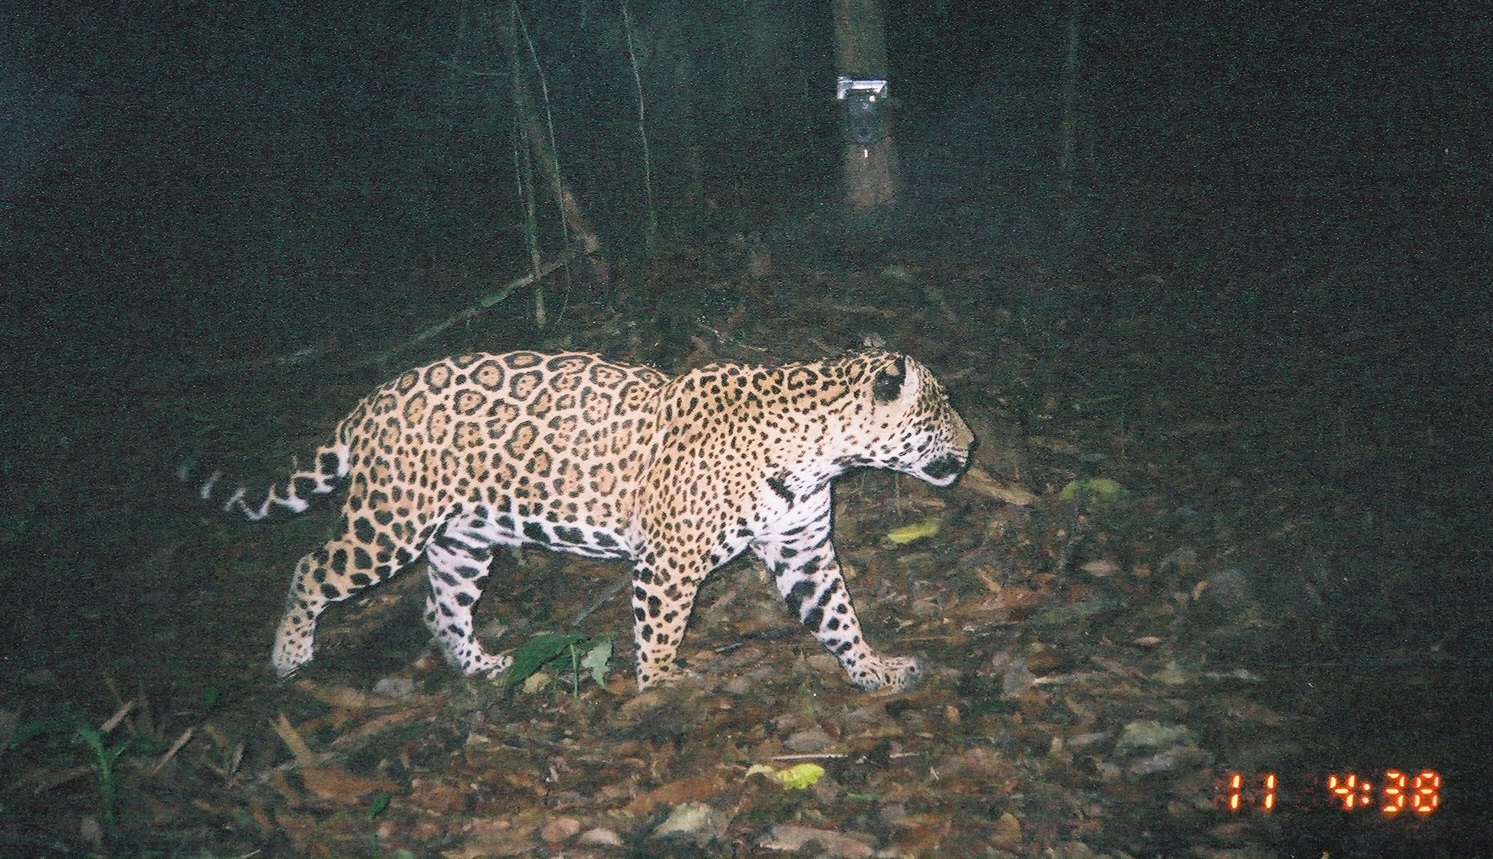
<box><xmin>149</xmin><ymin>726</ymin><xmax>195</xmax><ymax>776</ymax></box>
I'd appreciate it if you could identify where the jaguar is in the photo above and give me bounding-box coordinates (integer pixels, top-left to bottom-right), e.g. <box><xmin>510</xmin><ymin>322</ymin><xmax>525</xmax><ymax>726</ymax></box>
<box><xmin>189</xmin><ymin>349</ymin><xmax>973</xmax><ymax>692</ymax></box>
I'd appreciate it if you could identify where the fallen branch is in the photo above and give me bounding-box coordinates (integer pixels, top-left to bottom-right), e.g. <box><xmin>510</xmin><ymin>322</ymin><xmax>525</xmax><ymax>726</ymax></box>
<box><xmin>351</xmin><ymin>246</ymin><xmax>580</xmax><ymax>370</ymax></box>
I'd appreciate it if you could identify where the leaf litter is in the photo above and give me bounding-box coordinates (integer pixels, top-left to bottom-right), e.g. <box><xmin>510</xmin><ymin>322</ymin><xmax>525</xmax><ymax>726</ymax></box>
<box><xmin>2</xmin><ymin>234</ymin><xmax>1469</xmax><ymax>858</ymax></box>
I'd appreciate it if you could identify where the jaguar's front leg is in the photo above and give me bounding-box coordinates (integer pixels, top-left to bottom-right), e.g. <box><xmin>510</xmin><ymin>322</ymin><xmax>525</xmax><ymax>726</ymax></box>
<box><xmin>753</xmin><ymin>530</ymin><xmax>924</xmax><ymax>692</ymax></box>
<box><xmin>629</xmin><ymin>561</ymin><xmax>704</xmax><ymax>690</ymax></box>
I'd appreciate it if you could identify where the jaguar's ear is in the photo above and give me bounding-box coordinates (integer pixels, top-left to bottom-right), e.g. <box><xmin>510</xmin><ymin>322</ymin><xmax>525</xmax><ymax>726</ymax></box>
<box><xmin>871</xmin><ymin>355</ymin><xmax>917</xmax><ymax>404</ymax></box>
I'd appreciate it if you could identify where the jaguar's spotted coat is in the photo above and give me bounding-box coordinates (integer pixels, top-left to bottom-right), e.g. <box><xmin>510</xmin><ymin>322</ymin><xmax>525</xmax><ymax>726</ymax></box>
<box><xmin>192</xmin><ymin>349</ymin><xmax>973</xmax><ymax>692</ymax></box>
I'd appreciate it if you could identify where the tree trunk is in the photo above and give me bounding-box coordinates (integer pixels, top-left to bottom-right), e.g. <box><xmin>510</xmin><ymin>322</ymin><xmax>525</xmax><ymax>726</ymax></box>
<box><xmin>832</xmin><ymin>0</ymin><xmax>900</xmax><ymax>212</ymax></box>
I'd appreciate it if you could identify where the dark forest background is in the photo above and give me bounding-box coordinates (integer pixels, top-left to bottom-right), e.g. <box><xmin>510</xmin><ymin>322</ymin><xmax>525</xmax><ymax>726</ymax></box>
<box><xmin>5</xmin><ymin>0</ymin><xmax>1487</xmax><ymax>334</ymax></box>
<box><xmin>2</xmin><ymin>2</ymin><xmax>1492</xmax><ymax>853</ymax></box>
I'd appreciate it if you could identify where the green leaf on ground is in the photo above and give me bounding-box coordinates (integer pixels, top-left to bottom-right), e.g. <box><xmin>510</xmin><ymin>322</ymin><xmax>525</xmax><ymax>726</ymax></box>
<box><xmin>580</xmin><ymin>637</ymin><xmax>613</xmax><ymax>687</ymax></box>
<box><xmin>505</xmin><ymin>631</ymin><xmax>589</xmax><ymax>691</ymax></box>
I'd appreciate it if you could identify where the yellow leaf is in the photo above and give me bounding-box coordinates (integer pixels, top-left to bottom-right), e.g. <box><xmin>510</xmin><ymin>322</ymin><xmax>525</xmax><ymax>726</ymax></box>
<box><xmin>777</xmin><ymin>763</ymin><xmax>826</xmax><ymax>789</ymax></box>
<box><xmin>886</xmin><ymin>519</ymin><xmax>940</xmax><ymax>545</ymax></box>
<box><xmin>1058</xmin><ymin>477</ymin><xmax>1128</xmax><ymax>504</ymax></box>
<box><xmin>745</xmin><ymin>763</ymin><xmax>826</xmax><ymax>790</ymax></box>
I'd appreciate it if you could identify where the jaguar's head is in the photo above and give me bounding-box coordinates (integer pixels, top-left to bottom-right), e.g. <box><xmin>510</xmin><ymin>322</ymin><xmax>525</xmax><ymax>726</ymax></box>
<box><xmin>844</xmin><ymin>351</ymin><xmax>974</xmax><ymax>487</ymax></box>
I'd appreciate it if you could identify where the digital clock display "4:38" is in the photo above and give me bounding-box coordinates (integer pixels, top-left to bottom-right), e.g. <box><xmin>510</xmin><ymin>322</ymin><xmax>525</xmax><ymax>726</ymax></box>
<box><xmin>1220</xmin><ymin>770</ymin><xmax>1442</xmax><ymax>815</ymax></box>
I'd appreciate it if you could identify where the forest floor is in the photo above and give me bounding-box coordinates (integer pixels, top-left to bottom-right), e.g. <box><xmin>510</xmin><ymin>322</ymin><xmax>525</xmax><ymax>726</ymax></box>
<box><xmin>1</xmin><ymin>179</ymin><xmax>1486</xmax><ymax>857</ymax></box>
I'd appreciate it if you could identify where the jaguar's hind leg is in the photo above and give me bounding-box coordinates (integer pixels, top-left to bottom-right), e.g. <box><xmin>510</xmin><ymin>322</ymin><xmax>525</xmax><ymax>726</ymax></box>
<box><xmin>273</xmin><ymin>546</ymin><xmax>382</xmax><ymax>676</ymax></box>
<box><xmin>273</xmin><ymin>551</ymin><xmax>329</xmax><ymax>677</ymax></box>
<box><xmin>422</xmin><ymin>534</ymin><xmax>509</xmax><ymax>676</ymax></box>
<box><xmin>272</xmin><ymin>518</ymin><xmax>421</xmax><ymax>677</ymax></box>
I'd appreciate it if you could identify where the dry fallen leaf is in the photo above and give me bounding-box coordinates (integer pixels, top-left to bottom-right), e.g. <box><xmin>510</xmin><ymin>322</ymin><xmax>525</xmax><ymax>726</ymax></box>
<box><xmin>625</xmin><ymin>773</ymin><xmax>720</xmax><ymax>815</ymax></box>
<box><xmin>539</xmin><ymin>816</ymin><xmax>582</xmax><ymax>844</ymax></box>
<box><xmin>269</xmin><ymin>713</ymin><xmax>319</xmax><ymax>769</ymax></box>
<box><xmin>300</xmin><ymin>763</ymin><xmax>399</xmax><ymax>803</ymax></box>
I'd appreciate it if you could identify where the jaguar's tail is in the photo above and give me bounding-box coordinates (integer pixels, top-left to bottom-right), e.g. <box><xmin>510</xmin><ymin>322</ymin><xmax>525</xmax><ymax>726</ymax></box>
<box><xmin>179</xmin><ymin>439</ymin><xmax>350</xmax><ymax>522</ymax></box>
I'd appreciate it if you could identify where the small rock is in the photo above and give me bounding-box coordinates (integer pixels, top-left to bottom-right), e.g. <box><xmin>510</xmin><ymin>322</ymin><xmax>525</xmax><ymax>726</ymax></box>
<box><xmin>579</xmin><ymin>826</ymin><xmax>623</xmax><ymax>847</ymax></box>
<box><xmin>1158</xmin><ymin>546</ymin><xmax>1200</xmax><ymax>577</ymax></box>
<box><xmin>760</xmin><ymin>823</ymin><xmax>875</xmax><ymax>857</ymax></box>
<box><xmin>78</xmin><ymin>817</ymin><xmax>103</xmax><ymax>851</ymax></box>
<box><xmin>619</xmin><ymin>689</ymin><xmax>669</xmax><ymax>720</ymax></box>
<box><xmin>784</xmin><ymin>726</ymin><xmax>833</xmax><ymax>753</ymax></box>
<box><xmin>1000</xmin><ymin>657</ymin><xmax>1036</xmax><ymax>698</ymax></box>
<box><xmin>806</xmin><ymin>653</ymin><xmax>842</xmax><ymax>676</ymax></box>
<box><xmin>1067</xmin><ymin>732</ymin><xmax>1109</xmax><ymax>749</ymax></box>
<box><xmin>539</xmin><ymin>816</ymin><xmax>581</xmax><ymax>844</ymax></box>
<box><xmin>878</xmin><ymin>803</ymin><xmax>907</xmax><ymax>826</ymax></box>
<box><xmin>1115</xmin><ymin>720</ymin><xmax>1195</xmax><ymax>753</ymax></box>
<box><xmin>1154</xmin><ymin>662</ymin><xmax>1192</xmax><ymax>685</ymax></box>
<box><xmin>649</xmin><ymin>802</ymin><xmax>728</xmax><ymax>845</ymax></box>
<box><xmin>372</xmin><ymin>675</ymin><xmax>415</xmax><ymax>698</ymax></box>
<box><xmin>1129</xmin><ymin>747</ymin><xmax>1199</xmax><ymax>775</ymax></box>
<box><xmin>911</xmin><ymin>596</ymin><xmax>943</xmax><ymax>617</ymax></box>
<box><xmin>1196</xmin><ymin>567</ymin><xmax>1253</xmax><ymax>608</ymax></box>
<box><xmin>1079</xmin><ymin>559</ymin><xmax>1119</xmax><ymax>577</ymax></box>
